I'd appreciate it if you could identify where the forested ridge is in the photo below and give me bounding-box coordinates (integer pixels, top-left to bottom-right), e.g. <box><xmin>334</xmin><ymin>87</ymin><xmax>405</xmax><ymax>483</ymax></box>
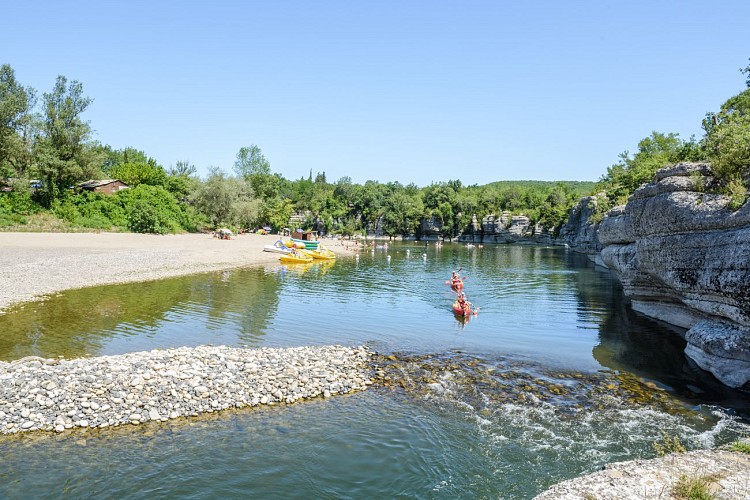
<box><xmin>1</xmin><ymin>61</ymin><xmax>748</xmax><ymax>237</ymax></box>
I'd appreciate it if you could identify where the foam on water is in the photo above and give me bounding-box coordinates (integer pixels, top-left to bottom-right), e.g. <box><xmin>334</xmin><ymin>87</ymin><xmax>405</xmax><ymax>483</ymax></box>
<box><xmin>376</xmin><ymin>350</ymin><xmax>750</xmax><ymax>492</ymax></box>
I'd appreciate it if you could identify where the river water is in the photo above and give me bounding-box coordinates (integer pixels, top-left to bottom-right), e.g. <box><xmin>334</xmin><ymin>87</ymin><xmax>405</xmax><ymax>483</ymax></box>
<box><xmin>1</xmin><ymin>243</ymin><xmax>748</xmax><ymax>498</ymax></box>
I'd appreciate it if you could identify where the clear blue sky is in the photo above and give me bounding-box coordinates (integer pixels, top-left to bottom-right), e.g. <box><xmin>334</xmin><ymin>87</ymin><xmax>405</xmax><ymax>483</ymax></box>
<box><xmin>3</xmin><ymin>1</ymin><xmax>749</xmax><ymax>186</ymax></box>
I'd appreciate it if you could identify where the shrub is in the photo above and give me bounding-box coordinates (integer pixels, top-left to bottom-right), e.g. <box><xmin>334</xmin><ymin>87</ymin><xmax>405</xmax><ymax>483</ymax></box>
<box><xmin>116</xmin><ymin>184</ymin><xmax>196</xmax><ymax>233</ymax></box>
<box><xmin>0</xmin><ymin>212</ymin><xmax>27</xmax><ymax>227</ymax></box>
<box><xmin>730</xmin><ymin>440</ymin><xmax>750</xmax><ymax>454</ymax></box>
<box><xmin>53</xmin><ymin>200</ymin><xmax>80</xmax><ymax>223</ymax></box>
<box><xmin>127</xmin><ymin>199</ymin><xmax>163</xmax><ymax>233</ymax></box>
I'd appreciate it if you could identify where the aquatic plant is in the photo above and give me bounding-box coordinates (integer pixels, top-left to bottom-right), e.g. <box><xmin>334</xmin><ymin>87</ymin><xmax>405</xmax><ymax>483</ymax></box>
<box><xmin>652</xmin><ymin>433</ymin><xmax>686</xmax><ymax>456</ymax></box>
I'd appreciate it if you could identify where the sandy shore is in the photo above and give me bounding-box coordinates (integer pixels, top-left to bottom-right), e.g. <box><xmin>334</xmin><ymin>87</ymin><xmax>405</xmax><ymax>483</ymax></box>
<box><xmin>0</xmin><ymin>232</ymin><xmax>357</xmax><ymax>313</ymax></box>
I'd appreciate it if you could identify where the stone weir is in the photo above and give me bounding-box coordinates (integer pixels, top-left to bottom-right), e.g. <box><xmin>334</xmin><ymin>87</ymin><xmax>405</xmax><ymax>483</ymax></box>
<box><xmin>596</xmin><ymin>162</ymin><xmax>750</xmax><ymax>388</ymax></box>
<box><xmin>0</xmin><ymin>344</ymin><xmax>373</xmax><ymax>434</ymax></box>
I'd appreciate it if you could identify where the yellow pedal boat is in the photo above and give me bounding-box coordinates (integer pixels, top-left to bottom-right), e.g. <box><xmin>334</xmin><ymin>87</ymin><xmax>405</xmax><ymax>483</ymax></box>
<box><xmin>279</xmin><ymin>253</ymin><xmax>313</xmax><ymax>264</ymax></box>
<box><xmin>299</xmin><ymin>247</ymin><xmax>336</xmax><ymax>260</ymax></box>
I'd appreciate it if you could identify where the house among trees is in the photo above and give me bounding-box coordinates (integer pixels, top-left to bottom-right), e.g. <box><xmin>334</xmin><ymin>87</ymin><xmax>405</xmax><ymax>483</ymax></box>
<box><xmin>77</xmin><ymin>179</ymin><xmax>130</xmax><ymax>195</ymax></box>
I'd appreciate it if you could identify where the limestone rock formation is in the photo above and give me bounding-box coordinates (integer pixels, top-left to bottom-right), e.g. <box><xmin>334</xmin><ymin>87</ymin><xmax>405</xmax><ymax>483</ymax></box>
<box><xmin>457</xmin><ymin>211</ymin><xmax>553</xmax><ymax>244</ymax></box>
<box><xmin>534</xmin><ymin>444</ymin><xmax>750</xmax><ymax>499</ymax></box>
<box><xmin>597</xmin><ymin>162</ymin><xmax>750</xmax><ymax>387</ymax></box>
<box><xmin>558</xmin><ymin>193</ymin><xmax>606</xmax><ymax>264</ymax></box>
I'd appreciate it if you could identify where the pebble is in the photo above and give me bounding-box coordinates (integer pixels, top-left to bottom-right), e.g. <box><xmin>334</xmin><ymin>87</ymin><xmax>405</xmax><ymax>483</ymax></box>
<box><xmin>0</xmin><ymin>345</ymin><xmax>372</xmax><ymax>435</ymax></box>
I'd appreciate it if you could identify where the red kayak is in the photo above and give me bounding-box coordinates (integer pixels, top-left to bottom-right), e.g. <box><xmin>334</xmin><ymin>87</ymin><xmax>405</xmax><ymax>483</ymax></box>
<box><xmin>452</xmin><ymin>300</ymin><xmax>472</xmax><ymax>317</ymax></box>
<box><xmin>450</xmin><ymin>279</ymin><xmax>464</xmax><ymax>292</ymax></box>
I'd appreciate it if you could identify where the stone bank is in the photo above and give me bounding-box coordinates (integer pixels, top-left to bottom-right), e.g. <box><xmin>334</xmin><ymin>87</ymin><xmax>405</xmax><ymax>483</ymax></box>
<box><xmin>0</xmin><ymin>344</ymin><xmax>372</xmax><ymax>434</ymax></box>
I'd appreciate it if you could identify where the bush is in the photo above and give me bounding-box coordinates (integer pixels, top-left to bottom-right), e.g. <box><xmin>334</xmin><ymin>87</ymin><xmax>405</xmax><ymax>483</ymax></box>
<box><xmin>73</xmin><ymin>192</ymin><xmax>126</xmax><ymax>227</ymax></box>
<box><xmin>52</xmin><ymin>200</ymin><xmax>80</xmax><ymax>223</ymax></box>
<box><xmin>730</xmin><ymin>440</ymin><xmax>750</xmax><ymax>454</ymax></box>
<box><xmin>0</xmin><ymin>212</ymin><xmax>27</xmax><ymax>227</ymax></box>
<box><xmin>127</xmin><ymin>199</ymin><xmax>163</xmax><ymax>233</ymax></box>
<box><xmin>672</xmin><ymin>474</ymin><xmax>721</xmax><ymax>500</ymax></box>
<box><xmin>652</xmin><ymin>433</ymin><xmax>686</xmax><ymax>456</ymax></box>
<box><xmin>117</xmin><ymin>184</ymin><xmax>196</xmax><ymax>233</ymax></box>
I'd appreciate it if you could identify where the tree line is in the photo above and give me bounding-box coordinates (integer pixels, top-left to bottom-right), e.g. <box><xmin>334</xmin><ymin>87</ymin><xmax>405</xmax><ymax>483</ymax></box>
<box><xmin>2</xmin><ymin>60</ymin><xmax>748</xmax><ymax>236</ymax></box>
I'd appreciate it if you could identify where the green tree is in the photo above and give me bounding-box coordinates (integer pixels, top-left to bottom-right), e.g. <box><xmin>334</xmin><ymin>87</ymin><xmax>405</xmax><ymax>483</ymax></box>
<box><xmin>0</xmin><ymin>64</ymin><xmax>36</xmax><ymax>178</ymax></box>
<box><xmin>232</xmin><ymin>199</ymin><xmax>262</xmax><ymax>230</ymax></box>
<box><xmin>98</xmin><ymin>146</ymin><xmax>155</xmax><ymax>173</ymax></box>
<box><xmin>191</xmin><ymin>168</ymin><xmax>252</xmax><ymax>228</ymax></box>
<box><xmin>164</xmin><ymin>160</ymin><xmax>199</xmax><ymax>201</ymax></box>
<box><xmin>109</xmin><ymin>161</ymin><xmax>168</xmax><ymax>187</ymax></box>
<box><xmin>597</xmin><ymin>131</ymin><xmax>699</xmax><ymax>204</ymax></box>
<box><xmin>168</xmin><ymin>160</ymin><xmax>197</xmax><ymax>177</ymax></box>
<box><xmin>34</xmin><ymin>75</ymin><xmax>102</xmax><ymax>206</ymax></box>
<box><xmin>261</xmin><ymin>196</ymin><xmax>295</xmax><ymax>231</ymax></box>
<box><xmin>703</xmin><ymin>87</ymin><xmax>750</xmax><ymax>208</ymax></box>
<box><xmin>382</xmin><ymin>187</ymin><xmax>424</xmax><ymax>237</ymax></box>
<box><xmin>234</xmin><ymin>145</ymin><xmax>277</xmax><ymax>200</ymax></box>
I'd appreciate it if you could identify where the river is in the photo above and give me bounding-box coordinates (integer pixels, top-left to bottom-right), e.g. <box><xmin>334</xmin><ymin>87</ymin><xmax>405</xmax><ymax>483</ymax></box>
<box><xmin>1</xmin><ymin>242</ymin><xmax>748</xmax><ymax>498</ymax></box>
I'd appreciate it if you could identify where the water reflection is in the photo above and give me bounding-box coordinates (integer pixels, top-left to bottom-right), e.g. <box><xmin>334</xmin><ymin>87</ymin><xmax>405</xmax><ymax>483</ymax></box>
<box><xmin>0</xmin><ymin>267</ymin><xmax>282</xmax><ymax>360</ymax></box>
<box><xmin>564</xmin><ymin>252</ymin><xmax>750</xmax><ymax>416</ymax></box>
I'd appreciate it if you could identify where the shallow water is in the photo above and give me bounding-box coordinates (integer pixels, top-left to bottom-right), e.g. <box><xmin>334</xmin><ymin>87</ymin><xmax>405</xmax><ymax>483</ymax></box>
<box><xmin>1</xmin><ymin>242</ymin><xmax>748</xmax><ymax>498</ymax></box>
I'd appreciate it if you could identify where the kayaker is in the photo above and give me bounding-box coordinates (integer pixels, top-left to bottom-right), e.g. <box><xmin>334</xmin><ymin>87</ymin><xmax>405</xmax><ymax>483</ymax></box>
<box><xmin>457</xmin><ymin>292</ymin><xmax>469</xmax><ymax>312</ymax></box>
<box><xmin>450</xmin><ymin>270</ymin><xmax>463</xmax><ymax>288</ymax></box>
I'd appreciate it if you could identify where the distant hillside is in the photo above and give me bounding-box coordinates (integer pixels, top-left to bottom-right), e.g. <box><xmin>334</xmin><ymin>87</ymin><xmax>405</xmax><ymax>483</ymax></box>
<box><xmin>482</xmin><ymin>180</ymin><xmax>596</xmax><ymax>196</ymax></box>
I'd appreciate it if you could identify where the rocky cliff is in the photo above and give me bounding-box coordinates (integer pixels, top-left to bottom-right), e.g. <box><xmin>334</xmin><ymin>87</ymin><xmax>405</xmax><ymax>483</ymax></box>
<box><xmin>558</xmin><ymin>194</ymin><xmax>606</xmax><ymax>263</ymax></box>
<box><xmin>458</xmin><ymin>211</ymin><xmax>554</xmax><ymax>244</ymax></box>
<box><xmin>587</xmin><ymin>162</ymin><xmax>750</xmax><ymax>388</ymax></box>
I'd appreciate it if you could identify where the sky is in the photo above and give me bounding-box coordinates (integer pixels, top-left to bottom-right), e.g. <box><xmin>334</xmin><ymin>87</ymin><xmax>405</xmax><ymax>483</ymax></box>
<box><xmin>3</xmin><ymin>1</ymin><xmax>749</xmax><ymax>186</ymax></box>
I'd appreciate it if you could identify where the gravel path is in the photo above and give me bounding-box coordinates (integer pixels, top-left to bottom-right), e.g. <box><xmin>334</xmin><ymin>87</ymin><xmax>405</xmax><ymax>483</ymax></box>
<box><xmin>0</xmin><ymin>344</ymin><xmax>372</xmax><ymax>434</ymax></box>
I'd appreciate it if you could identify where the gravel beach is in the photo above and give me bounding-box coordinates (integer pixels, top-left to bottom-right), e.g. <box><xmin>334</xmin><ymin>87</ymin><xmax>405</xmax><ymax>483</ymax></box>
<box><xmin>0</xmin><ymin>344</ymin><xmax>373</xmax><ymax>434</ymax></box>
<box><xmin>0</xmin><ymin>231</ymin><xmax>356</xmax><ymax>314</ymax></box>
<box><xmin>0</xmin><ymin>232</ymin><xmax>364</xmax><ymax>435</ymax></box>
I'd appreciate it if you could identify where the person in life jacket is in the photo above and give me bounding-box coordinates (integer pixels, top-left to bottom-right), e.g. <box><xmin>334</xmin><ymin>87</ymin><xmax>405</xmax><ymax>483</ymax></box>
<box><xmin>457</xmin><ymin>292</ymin><xmax>470</xmax><ymax>313</ymax></box>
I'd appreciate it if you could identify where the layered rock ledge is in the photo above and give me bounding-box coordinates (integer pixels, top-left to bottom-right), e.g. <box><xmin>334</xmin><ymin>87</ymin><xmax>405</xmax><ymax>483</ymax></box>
<box><xmin>589</xmin><ymin>163</ymin><xmax>750</xmax><ymax>388</ymax></box>
<box><xmin>0</xmin><ymin>344</ymin><xmax>372</xmax><ymax>434</ymax></box>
